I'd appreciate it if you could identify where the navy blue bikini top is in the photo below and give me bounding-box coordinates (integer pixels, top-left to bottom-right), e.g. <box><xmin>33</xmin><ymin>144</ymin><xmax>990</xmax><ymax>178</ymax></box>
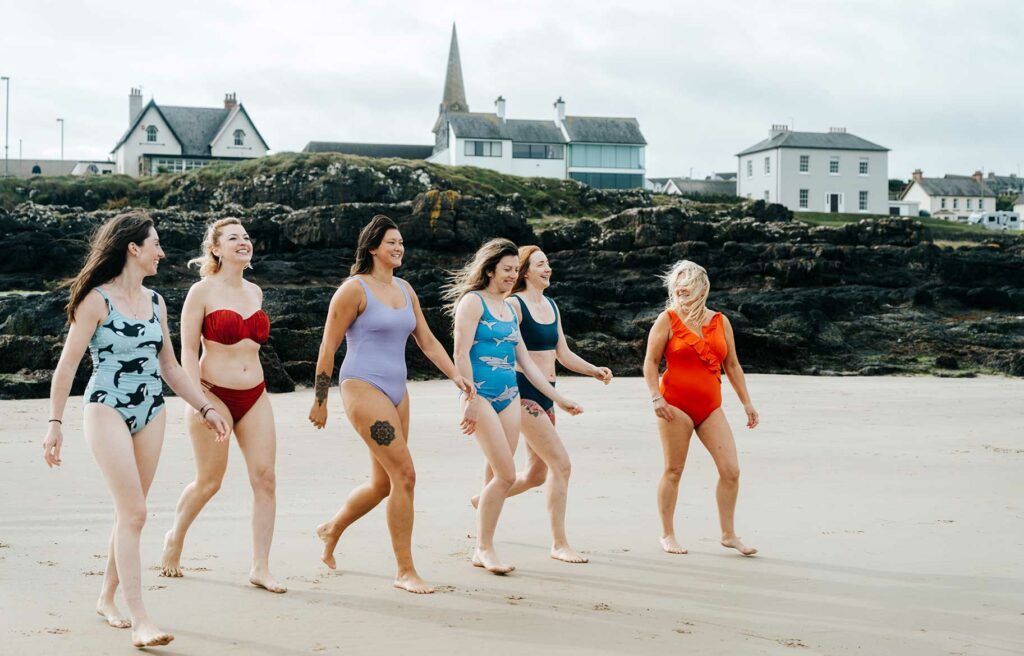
<box><xmin>513</xmin><ymin>294</ymin><xmax>559</xmax><ymax>352</ymax></box>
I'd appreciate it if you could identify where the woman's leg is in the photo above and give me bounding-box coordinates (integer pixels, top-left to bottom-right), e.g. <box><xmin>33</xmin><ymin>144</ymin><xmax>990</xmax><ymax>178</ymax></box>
<box><xmin>160</xmin><ymin>395</ymin><xmax>233</xmax><ymax>577</ymax></box>
<box><xmin>84</xmin><ymin>404</ymin><xmax>173</xmax><ymax>648</ymax></box>
<box><xmin>233</xmin><ymin>393</ymin><xmax>285</xmax><ymax>592</ymax></box>
<box><xmin>695</xmin><ymin>408</ymin><xmax>757</xmax><ymax>556</ymax></box>
<box><xmin>657</xmin><ymin>406</ymin><xmax>695</xmax><ymax>554</ymax></box>
<box><xmin>471</xmin><ymin>399</ymin><xmax>519</xmax><ymax>574</ymax></box>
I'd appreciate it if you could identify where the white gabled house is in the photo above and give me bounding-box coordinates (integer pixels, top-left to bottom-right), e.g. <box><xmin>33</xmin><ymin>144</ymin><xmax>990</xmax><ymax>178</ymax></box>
<box><xmin>736</xmin><ymin>125</ymin><xmax>889</xmax><ymax>214</ymax></box>
<box><xmin>111</xmin><ymin>89</ymin><xmax>269</xmax><ymax>177</ymax></box>
<box><xmin>899</xmin><ymin>170</ymin><xmax>996</xmax><ymax>221</ymax></box>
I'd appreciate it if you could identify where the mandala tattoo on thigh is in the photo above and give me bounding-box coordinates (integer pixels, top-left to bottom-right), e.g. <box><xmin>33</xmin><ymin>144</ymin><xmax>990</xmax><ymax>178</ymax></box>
<box><xmin>370</xmin><ymin>420</ymin><xmax>396</xmax><ymax>446</ymax></box>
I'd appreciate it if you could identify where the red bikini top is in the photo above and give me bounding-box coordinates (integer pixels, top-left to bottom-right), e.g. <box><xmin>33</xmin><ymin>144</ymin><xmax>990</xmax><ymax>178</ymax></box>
<box><xmin>202</xmin><ymin>309</ymin><xmax>270</xmax><ymax>345</ymax></box>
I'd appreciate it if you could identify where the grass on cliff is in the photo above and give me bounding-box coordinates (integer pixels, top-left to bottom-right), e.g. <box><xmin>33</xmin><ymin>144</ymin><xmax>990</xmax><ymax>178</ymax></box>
<box><xmin>796</xmin><ymin>211</ymin><xmax>994</xmax><ymax>240</ymax></box>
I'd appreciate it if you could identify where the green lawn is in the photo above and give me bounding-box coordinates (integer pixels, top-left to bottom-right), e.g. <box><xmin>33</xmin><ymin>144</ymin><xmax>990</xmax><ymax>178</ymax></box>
<box><xmin>794</xmin><ymin>211</ymin><xmax>995</xmax><ymax>240</ymax></box>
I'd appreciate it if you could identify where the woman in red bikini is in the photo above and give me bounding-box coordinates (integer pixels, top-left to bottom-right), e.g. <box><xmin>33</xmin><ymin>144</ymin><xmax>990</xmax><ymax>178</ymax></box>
<box><xmin>643</xmin><ymin>260</ymin><xmax>760</xmax><ymax>557</ymax></box>
<box><xmin>160</xmin><ymin>218</ymin><xmax>285</xmax><ymax>593</ymax></box>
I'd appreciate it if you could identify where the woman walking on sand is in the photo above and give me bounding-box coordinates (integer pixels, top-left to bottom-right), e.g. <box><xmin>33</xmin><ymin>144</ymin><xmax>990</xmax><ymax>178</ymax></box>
<box><xmin>643</xmin><ymin>260</ymin><xmax>760</xmax><ymax>557</ymax></box>
<box><xmin>160</xmin><ymin>218</ymin><xmax>286</xmax><ymax>594</ymax></box>
<box><xmin>446</xmin><ymin>238</ymin><xmax>583</xmax><ymax>575</ymax></box>
<box><xmin>309</xmin><ymin>214</ymin><xmax>474</xmax><ymax>594</ymax></box>
<box><xmin>471</xmin><ymin>245</ymin><xmax>612</xmax><ymax>563</ymax></box>
<box><xmin>42</xmin><ymin>211</ymin><xmax>228</xmax><ymax>649</ymax></box>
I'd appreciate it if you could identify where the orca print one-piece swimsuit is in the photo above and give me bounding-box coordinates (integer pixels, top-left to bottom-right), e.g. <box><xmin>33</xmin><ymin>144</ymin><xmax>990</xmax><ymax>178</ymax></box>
<box><xmin>84</xmin><ymin>287</ymin><xmax>165</xmax><ymax>435</ymax></box>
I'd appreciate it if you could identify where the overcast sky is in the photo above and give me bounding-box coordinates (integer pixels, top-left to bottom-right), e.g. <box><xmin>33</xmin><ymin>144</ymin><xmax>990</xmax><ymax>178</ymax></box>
<box><xmin>2</xmin><ymin>0</ymin><xmax>1021</xmax><ymax>178</ymax></box>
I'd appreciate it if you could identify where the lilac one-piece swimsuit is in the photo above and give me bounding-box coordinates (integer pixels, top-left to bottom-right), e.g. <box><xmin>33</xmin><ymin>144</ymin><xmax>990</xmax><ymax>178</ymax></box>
<box><xmin>338</xmin><ymin>277</ymin><xmax>417</xmax><ymax>405</ymax></box>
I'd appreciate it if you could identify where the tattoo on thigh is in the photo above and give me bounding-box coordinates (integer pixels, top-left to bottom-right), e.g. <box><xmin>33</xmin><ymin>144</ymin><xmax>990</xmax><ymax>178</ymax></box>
<box><xmin>521</xmin><ymin>399</ymin><xmax>544</xmax><ymax>418</ymax></box>
<box><xmin>370</xmin><ymin>420</ymin><xmax>396</xmax><ymax>446</ymax></box>
<box><xmin>315</xmin><ymin>372</ymin><xmax>330</xmax><ymax>407</ymax></box>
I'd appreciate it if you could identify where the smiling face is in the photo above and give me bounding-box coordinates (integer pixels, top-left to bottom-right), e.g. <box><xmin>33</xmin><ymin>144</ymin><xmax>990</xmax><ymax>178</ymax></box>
<box><xmin>370</xmin><ymin>228</ymin><xmax>404</xmax><ymax>271</ymax></box>
<box><xmin>489</xmin><ymin>255</ymin><xmax>520</xmax><ymax>294</ymax></box>
<box><xmin>211</xmin><ymin>223</ymin><xmax>253</xmax><ymax>269</ymax></box>
<box><xmin>131</xmin><ymin>227</ymin><xmax>165</xmax><ymax>276</ymax></box>
<box><xmin>524</xmin><ymin>250</ymin><xmax>552</xmax><ymax>290</ymax></box>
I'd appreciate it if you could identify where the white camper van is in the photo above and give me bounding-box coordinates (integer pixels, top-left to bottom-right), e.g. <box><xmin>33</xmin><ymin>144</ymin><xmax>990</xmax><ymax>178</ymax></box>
<box><xmin>967</xmin><ymin>211</ymin><xmax>1021</xmax><ymax>231</ymax></box>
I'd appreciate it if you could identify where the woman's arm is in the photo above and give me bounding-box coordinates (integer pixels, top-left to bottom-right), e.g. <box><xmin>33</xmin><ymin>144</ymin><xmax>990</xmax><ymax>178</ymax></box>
<box><xmin>514</xmin><ymin>340</ymin><xmax>582</xmax><ymax>415</ymax></box>
<box><xmin>308</xmin><ymin>281</ymin><xmax>361</xmax><ymax>429</ymax></box>
<box><xmin>452</xmin><ymin>294</ymin><xmax>485</xmax><ymax>434</ymax></box>
<box><xmin>179</xmin><ymin>282</ymin><xmax>205</xmax><ymax>394</ymax></box>
<box><xmin>721</xmin><ymin>314</ymin><xmax>759</xmax><ymax>429</ymax></box>
<box><xmin>553</xmin><ymin>307</ymin><xmax>612</xmax><ymax>383</ymax></box>
<box><xmin>404</xmin><ymin>281</ymin><xmax>473</xmax><ymax>397</ymax></box>
<box><xmin>156</xmin><ymin>295</ymin><xmax>229</xmax><ymax>439</ymax></box>
<box><xmin>43</xmin><ymin>292</ymin><xmax>105</xmax><ymax>467</ymax></box>
<box><xmin>644</xmin><ymin>312</ymin><xmax>674</xmax><ymax>422</ymax></box>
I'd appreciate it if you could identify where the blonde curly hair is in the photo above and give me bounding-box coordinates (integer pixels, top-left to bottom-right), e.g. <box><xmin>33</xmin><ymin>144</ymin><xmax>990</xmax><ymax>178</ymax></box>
<box><xmin>663</xmin><ymin>260</ymin><xmax>710</xmax><ymax>329</ymax></box>
<box><xmin>188</xmin><ymin>217</ymin><xmax>244</xmax><ymax>277</ymax></box>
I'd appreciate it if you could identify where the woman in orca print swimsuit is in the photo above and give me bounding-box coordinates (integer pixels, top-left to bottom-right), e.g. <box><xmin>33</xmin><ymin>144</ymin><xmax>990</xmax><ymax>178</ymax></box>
<box><xmin>43</xmin><ymin>211</ymin><xmax>227</xmax><ymax>649</ymax></box>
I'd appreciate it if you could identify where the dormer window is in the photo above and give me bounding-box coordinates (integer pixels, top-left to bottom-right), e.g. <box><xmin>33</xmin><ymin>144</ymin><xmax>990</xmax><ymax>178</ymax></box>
<box><xmin>146</xmin><ymin>126</ymin><xmax>158</xmax><ymax>143</ymax></box>
<box><xmin>233</xmin><ymin>129</ymin><xmax>245</xmax><ymax>146</ymax></box>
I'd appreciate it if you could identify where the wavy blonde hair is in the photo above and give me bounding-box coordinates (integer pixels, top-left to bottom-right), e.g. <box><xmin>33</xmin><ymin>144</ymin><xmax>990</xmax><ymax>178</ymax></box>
<box><xmin>663</xmin><ymin>260</ymin><xmax>710</xmax><ymax>328</ymax></box>
<box><xmin>442</xmin><ymin>238</ymin><xmax>519</xmax><ymax>315</ymax></box>
<box><xmin>188</xmin><ymin>217</ymin><xmax>244</xmax><ymax>277</ymax></box>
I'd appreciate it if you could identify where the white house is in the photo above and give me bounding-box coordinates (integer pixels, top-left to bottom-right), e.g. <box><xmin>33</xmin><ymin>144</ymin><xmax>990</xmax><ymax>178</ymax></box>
<box><xmin>427</xmin><ymin>25</ymin><xmax>647</xmax><ymax>189</ymax></box>
<box><xmin>111</xmin><ymin>89</ymin><xmax>269</xmax><ymax>177</ymax></box>
<box><xmin>657</xmin><ymin>177</ymin><xmax>737</xmax><ymax>197</ymax></box>
<box><xmin>899</xmin><ymin>170</ymin><xmax>996</xmax><ymax>221</ymax></box>
<box><xmin>3</xmin><ymin>159</ymin><xmax>114</xmax><ymax>178</ymax></box>
<box><xmin>736</xmin><ymin>125</ymin><xmax>889</xmax><ymax>214</ymax></box>
<box><xmin>1014</xmin><ymin>194</ymin><xmax>1024</xmax><ymax>216</ymax></box>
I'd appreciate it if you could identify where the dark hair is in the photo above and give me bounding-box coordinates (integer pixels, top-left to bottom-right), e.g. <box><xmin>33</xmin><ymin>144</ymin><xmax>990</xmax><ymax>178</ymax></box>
<box><xmin>511</xmin><ymin>245</ymin><xmax>544</xmax><ymax>294</ymax></box>
<box><xmin>65</xmin><ymin>211</ymin><xmax>155</xmax><ymax>323</ymax></box>
<box><xmin>441</xmin><ymin>238</ymin><xmax>520</xmax><ymax>315</ymax></box>
<box><xmin>350</xmin><ymin>214</ymin><xmax>400</xmax><ymax>276</ymax></box>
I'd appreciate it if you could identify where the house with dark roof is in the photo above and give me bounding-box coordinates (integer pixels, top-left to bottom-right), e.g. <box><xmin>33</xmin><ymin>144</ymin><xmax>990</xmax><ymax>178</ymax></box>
<box><xmin>736</xmin><ymin>125</ymin><xmax>889</xmax><ymax>214</ymax></box>
<box><xmin>427</xmin><ymin>25</ymin><xmax>646</xmax><ymax>189</ymax></box>
<box><xmin>301</xmin><ymin>142</ymin><xmax>434</xmax><ymax>160</ymax></box>
<box><xmin>899</xmin><ymin>170</ymin><xmax>996</xmax><ymax>221</ymax></box>
<box><xmin>660</xmin><ymin>178</ymin><xmax>737</xmax><ymax>197</ymax></box>
<box><xmin>111</xmin><ymin>88</ymin><xmax>268</xmax><ymax>176</ymax></box>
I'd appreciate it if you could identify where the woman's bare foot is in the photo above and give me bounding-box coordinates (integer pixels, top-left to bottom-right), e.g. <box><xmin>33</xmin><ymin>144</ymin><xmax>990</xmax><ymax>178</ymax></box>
<box><xmin>721</xmin><ymin>536</ymin><xmax>757</xmax><ymax>556</ymax></box>
<box><xmin>95</xmin><ymin>597</ymin><xmax>131</xmax><ymax>629</ymax></box>
<box><xmin>472</xmin><ymin>547</ymin><xmax>515</xmax><ymax>575</ymax></box>
<box><xmin>393</xmin><ymin>569</ymin><xmax>434</xmax><ymax>594</ymax></box>
<box><xmin>131</xmin><ymin>621</ymin><xmax>174</xmax><ymax>648</ymax></box>
<box><xmin>660</xmin><ymin>535</ymin><xmax>688</xmax><ymax>555</ymax></box>
<box><xmin>249</xmin><ymin>568</ymin><xmax>287</xmax><ymax>593</ymax></box>
<box><xmin>159</xmin><ymin>530</ymin><xmax>183</xmax><ymax>577</ymax></box>
<box><xmin>470</xmin><ymin>495</ymin><xmax>480</xmax><ymax>509</ymax></box>
<box><xmin>316</xmin><ymin>522</ymin><xmax>341</xmax><ymax>569</ymax></box>
<box><xmin>550</xmin><ymin>544</ymin><xmax>589</xmax><ymax>563</ymax></box>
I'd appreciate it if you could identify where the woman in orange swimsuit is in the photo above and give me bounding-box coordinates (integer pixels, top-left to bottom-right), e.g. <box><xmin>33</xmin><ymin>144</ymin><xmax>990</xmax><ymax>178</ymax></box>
<box><xmin>160</xmin><ymin>218</ymin><xmax>285</xmax><ymax>593</ymax></box>
<box><xmin>643</xmin><ymin>260</ymin><xmax>760</xmax><ymax>557</ymax></box>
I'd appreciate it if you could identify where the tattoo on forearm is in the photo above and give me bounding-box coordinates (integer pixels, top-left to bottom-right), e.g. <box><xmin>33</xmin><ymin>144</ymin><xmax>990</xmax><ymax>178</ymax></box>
<box><xmin>315</xmin><ymin>372</ymin><xmax>330</xmax><ymax>407</ymax></box>
<box><xmin>370</xmin><ymin>420</ymin><xmax>396</xmax><ymax>446</ymax></box>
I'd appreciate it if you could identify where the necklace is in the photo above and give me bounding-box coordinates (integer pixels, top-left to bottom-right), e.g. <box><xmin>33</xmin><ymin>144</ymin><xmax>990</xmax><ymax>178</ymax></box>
<box><xmin>110</xmin><ymin>285</ymin><xmax>146</xmax><ymax>319</ymax></box>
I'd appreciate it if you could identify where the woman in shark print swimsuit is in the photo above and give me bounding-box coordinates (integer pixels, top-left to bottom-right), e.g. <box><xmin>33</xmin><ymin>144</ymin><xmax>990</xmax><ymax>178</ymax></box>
<box><xmin>445</xmin><ymin>238</ymin><xmax>583</xmax><ymax>575</ymax></box>
<box><xmin>43</xmin><ymin>211</ymin><xmax>228</xmax><ymax>650</ymax></box>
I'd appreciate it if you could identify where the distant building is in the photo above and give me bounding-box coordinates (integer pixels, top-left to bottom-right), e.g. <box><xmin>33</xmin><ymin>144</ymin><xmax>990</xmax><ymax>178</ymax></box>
<box><xmin>427</xmin><ymin>25</ymin><xmax>647</xmax><ymax>189</ymax></box>
<box><xmin>707</xmin><ymin>171</ymin><xmax>737</xmax><ymax>181</ymax></box>
<box><xmin>658</xmin><ymin>177</ymin><xmax>737</xmax><ymax>197</ymax></box>
<box><xmin>1012</xmin><ymin>194</ymin><xmax>1024</xmax><ymax>216</ymax></box>
<box><xmin>111</xmin><ymin>89</ymin><xmax>269</xmax><ymax>177</ymax></box>
<box><xmin>899</xmin><ymin>170</ymin><xmax>996</xmax><ymax>221</ymax></box>
<box><xmin>2</xmin><ymin>159</ymin><xmax>114</xmax><ymax>178</ymax></box>
<box><xmin>736</xmin><ymin>125</ymin><xmax>889</xmax><ymax>214</ymax></box>
<box><xmin>302</xmin><ymin>142</ymin><xmax>433</xmax><ymax>160</ymax></box>
<box><xmin>982</xmin><ymin>172</ymin><xmax>1024</xmax><ymax>196</ymax></box>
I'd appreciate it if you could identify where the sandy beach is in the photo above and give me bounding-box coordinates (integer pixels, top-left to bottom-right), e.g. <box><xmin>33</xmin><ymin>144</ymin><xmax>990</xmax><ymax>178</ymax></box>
<box><xmin>2</xmin><ymin>374</ymin><xmax>1022</xmax><ymax>655</ymax></box>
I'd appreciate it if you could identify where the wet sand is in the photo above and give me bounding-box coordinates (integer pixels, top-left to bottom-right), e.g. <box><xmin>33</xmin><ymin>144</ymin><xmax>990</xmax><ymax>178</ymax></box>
<box><xmin>2</xmin><ymin>375</ymin><xmax>1022</xmax><ymax>655</ymax></box>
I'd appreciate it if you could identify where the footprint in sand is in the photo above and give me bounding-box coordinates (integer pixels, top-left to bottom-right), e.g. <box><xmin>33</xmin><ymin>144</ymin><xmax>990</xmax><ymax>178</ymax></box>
<box><xmin>146</xmin><ymin>585</ymin><xmax>166</xmax><ymax>591</ymax></box>
<box><xmin>45</xmin><ymin>628</ymin><xmax>70</xmax><ymax>635</ymax></box>
<box><xmin>82</xmin><ymin>570</ymin><xmax>104</xmax><ymax>576</ymax></box>
<box><xmin>37</xmin><ymin>560</ymin><xmax>57</xmax><ymax>566</ymax></box>
<box><xmin>778</xmin><ymin>638</ymin><xmax>807</xmax><ymax>648</ymax></box>
<box><xmin>433</xmin><ymin>585</ymin><xmax>456</xmax><ymax>593</ymax></box>
<box><xmin>592</xmin><ymin>602</ymin><xmax>612</xmax><ymax>611</ymax></box>
<box><xmin>0</xmin><ymin>543</ymin><xmax>10</xmax><ymax>549</ymax></box>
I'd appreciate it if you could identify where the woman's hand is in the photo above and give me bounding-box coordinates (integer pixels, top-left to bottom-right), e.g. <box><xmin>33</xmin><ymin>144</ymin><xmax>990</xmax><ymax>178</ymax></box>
<box><xmin>653</xmin><ymin>396</ymin><xmax>674</xmax><ymax>422</ymax></box>
<box><xmin>309</xmin><ymin>401</ymin><xmax>328</xmax><ymax>430</ymax></box>
<box><xmin>43</xmin><ymin>423</ymin><xmax>63</xmax><ymax>468</ymax></box>
<box><xmin>452</xmin><ymin>374</ymin><xmax>476</xmax><ymax>400</ymax></box>
<box><xmin>744</xmin><ymin>403</ymin><xmax>759</xmax><ymax>429</ymax></box>
<box><xmin>460</xmin><ymin>398</ymin><xmax>478</xmax><ymax>435</ymax></box>
<box><xmin>558</xmin><ymin>398</ymin><xmax>583</xmax><ymax>416</ymax></box>
<box><xmin>203</xmin><ymin>409</ymin><xmax>230</xmax><ymax>442</ymax></box>
<box><xmin>592</xmin><ymin>366</ymin><xmax>613</xmax><ymax>385</ymax></box>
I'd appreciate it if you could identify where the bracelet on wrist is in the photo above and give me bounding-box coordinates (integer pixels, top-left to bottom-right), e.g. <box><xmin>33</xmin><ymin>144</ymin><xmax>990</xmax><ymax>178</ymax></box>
<box><xmin>48</xmin><ymin>418</ymin><xmax>63</xmax><ymax>424</ymax></box>
<box><xmin>651</xmin><ymin>395</ymin><xmax>663</xmax><ymax>403</ymax></box>
<box><xmin>199</xmin><ymin>404</ymin><xmax>213</xmax><ymax>418</ymax></box>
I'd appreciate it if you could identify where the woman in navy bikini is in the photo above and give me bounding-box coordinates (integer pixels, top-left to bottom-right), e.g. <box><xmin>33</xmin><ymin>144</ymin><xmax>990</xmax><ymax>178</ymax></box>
<box><xmin>446</xmin><ymin>238</ymin><xmax>583</xmax><ymax>575</ymax></box>
<box><xmin>308</xmin><ymin>214</ymin><xmax>474</xmax><ymax>594</ymax></box>
<box><xmin>43</xmin><ymin>211</ymin><xmax>228</xmax><ymax>649</ymax></box>
<box><xmin>160</xmin><ymin>218</ymin><xmax>286</xmax><ymax>593</ymax></box>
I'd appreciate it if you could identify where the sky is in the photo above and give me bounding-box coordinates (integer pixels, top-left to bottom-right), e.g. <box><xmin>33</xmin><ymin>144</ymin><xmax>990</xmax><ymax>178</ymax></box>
<box><xmin>1</xmin><ymin>0</ymin><xmax>1021</xmax><ymax>179</ymax></box>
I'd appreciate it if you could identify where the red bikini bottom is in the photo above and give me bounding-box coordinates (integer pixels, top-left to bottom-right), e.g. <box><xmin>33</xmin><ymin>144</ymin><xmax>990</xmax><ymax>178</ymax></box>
<box><xmin>202</xmin><ymin>380</ymin><xmax>266</xmax><ymax>423</ymax></box>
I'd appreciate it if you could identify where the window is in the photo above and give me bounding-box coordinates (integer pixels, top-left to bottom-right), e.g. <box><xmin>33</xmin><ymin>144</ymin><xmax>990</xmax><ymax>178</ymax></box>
<box><xmin>568</xmin><ymin>172</ymin><xmax>643</xmax><ymax>189</ymax></box>
<box><xmin>859</xmin><ymin>191</ymin><xmax>869</xmax><ymax>211</ymax></box>
<box><xmin>953</xmin><ymin>198</ymin><xmax>959</xmax><ymax>209</ymax></box>
<box><xmin>568</xmin><ymin>144</ymin><xmax>642</xmax><ymax>169</ymax></box>
<box><xmin>859</xmin><ymin>158</ymin><xmax>869</xmax><ymax>175</ymax></box>
<box><xmin>799</xmin><ymin>189</ymin><xmax>809</xmax><ymax>208</ymax></box>
<box><xmin>764</xmin><ymin>191</ymin><xmax>770</xmax><ymax>201</ymax></box>
<box><xmin>233</xmin><ymin>129</ymin><xmax>245</xmax><ymax>146</ymax></box>
<box><xmin>31</xmin><ymin>164</ymin><xmax>41</xmax><ymax>175</ymax></box>
<box><xmin>146</xmin><ymin>125</ymin><xmax>158</xmax><ymax>142</ymax></box>
<box><xmin>86</xmin><ymin>164</ymin><xmax>99</xmax><ymax>174</ymax></box>
<box><xmin>941</xmin><ymin>198</ymin><xmax>946</xmax><ymax>209</ymax></box>
<box><xmin>746</xmin><ymin>160</ymin><xmax>753</xmax><ymax>177</ymax></box>
<box><xmin>512</xmin><ymin>143</ymin><xmax>564</xmax><ymax>159</ymax></box>
<box><xmin>799</xmin><ymin>155</ymin><xmax>809</xmax><ymax>173</ymax></box>
<box><xmin>764</xmin><ymin>156</ymin><xmax>770</xmax><ymax>174</ymax></box>
<box><xmin>978</xmin><ymin>199</ymin><xmax>984</xmax><ymax>211</ymax></box>
<box><xmin>829</xmin><ymin>157</ymin><xmax>840</xmax><ymax>174</ymax></box>
<box><xmin>464</xmin><ymin>140</ymin><xmax>502</xmax><ymax>157</ymax></box>
<box><xmin>967</xmin><ymin>198</ymin><xmax>972</xmax><ymax>210</ymax></box>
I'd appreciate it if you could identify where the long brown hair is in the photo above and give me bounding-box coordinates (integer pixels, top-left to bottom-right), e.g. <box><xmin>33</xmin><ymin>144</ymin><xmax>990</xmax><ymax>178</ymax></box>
<box><xmin>188</xmin><ymin>217</ymin><xmax>243</xmax><ymax>277</ymax></box>
<box><xmin>65</xmin><ymin>211</ymin><xmax>154</xmax><ymax>324</ymax></box>
<box><xmin>511</xmin><ymin>245</ymin><xmax>543</xmax><ymax>294</ymax></box>
<box><xmin>442</xmin><ymin>238</ymin><xmax>519</xmax><ymax>315</ymax></box>
<box><xmin>351</xmin><ymin>214</ymin><xmax>400</xmax><ymax>276</ymax></box>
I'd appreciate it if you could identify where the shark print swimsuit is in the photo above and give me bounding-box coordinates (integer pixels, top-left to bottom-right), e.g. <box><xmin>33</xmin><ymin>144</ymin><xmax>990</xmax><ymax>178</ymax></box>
<box><xmin>468</xmin><ymin>292</ymin><xmax>520</xmax><ymax>413</ymax></box>
<box><xmin>83</xmin><ymin>287</ymin><xmax>165</xmax><ymax>435</ymax></box>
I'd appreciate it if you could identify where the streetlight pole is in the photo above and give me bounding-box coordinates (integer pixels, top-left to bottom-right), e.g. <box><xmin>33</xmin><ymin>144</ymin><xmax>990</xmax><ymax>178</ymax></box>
<box><xmin>56</xmin><ymin>118</ymin><xmax>64</xmax><ymax>161</ymax></box>
<box><xmin>1</xmin><ymin>76</ymin><xmax>9</xmax><ymax>177</ymax></box>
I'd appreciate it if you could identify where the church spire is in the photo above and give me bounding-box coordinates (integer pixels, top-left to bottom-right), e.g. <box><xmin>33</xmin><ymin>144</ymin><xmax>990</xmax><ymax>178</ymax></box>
<box><xmin>440</xmin><ymin>23</ymin><xmax>468</xmax><ymax>113</ymax></box>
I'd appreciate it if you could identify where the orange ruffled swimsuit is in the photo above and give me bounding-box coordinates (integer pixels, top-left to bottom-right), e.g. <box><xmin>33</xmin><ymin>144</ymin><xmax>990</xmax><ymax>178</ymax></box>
<box><xmin>659</xmin><ymin>310</ymin><xmax>728</xmax><ymax>426</ymax></box>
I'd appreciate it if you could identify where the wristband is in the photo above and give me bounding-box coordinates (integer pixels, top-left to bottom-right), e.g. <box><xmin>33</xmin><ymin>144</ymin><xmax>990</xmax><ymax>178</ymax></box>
<box><xmin>49</xmin><ymin>418</ymin><xmax>63</xmax><ymax>424</ymax></box>
<box><xmin>200</xmin><ymin>404</ymin><xmax>213</xmax><ymax>418</ymax></box>
<box><xmin>651</xmin><ymin>395</ymin><xmax>663</xmax><ymax>403</ymax></box>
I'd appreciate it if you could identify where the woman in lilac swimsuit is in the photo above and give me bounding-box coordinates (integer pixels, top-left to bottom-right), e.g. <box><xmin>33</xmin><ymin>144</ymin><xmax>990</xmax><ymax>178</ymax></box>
<box><xmin>308</xmin><ymin>214</ymin><xmax>474</xmax><ymax>594</ymax></box>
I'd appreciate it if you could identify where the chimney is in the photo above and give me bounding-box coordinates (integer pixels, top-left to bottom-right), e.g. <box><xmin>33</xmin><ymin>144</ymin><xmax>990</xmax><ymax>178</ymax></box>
<box><xmin>769</xmin><ymin>123</ymin><xmax>789</xmax><ymax>138</ymax></box>
<box><xmin>829</xmin><ymin>127</ymin><xmax>847</xmax><ymax>134</ymax></box>
<box><xmin>495</xmin><ymin>96</ymin><xmax>506</xmax><ymax>120</ymax></box>
<box><xmin>971</xmin><ymin>170</ymin><xmax>983</xmax><ymax>183</ymax></box>
<box><xmin>224</xmin><ymin>92</ymin><xmax>237</xmax><ymax>110</ymax></box>
<box><xmin>554</xmin><ymin>97</ymin><xmax>566</xmax><ymax>122</ymax></box>
<box><xmin>129</xmin><ymin>87</ymin><xmax>143</xmax><ymax>126</ymax></box>
<box><xmin>912</xmin><ymin>169</ymin><xmax>923</xmax><ymax>182</ymax></box>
